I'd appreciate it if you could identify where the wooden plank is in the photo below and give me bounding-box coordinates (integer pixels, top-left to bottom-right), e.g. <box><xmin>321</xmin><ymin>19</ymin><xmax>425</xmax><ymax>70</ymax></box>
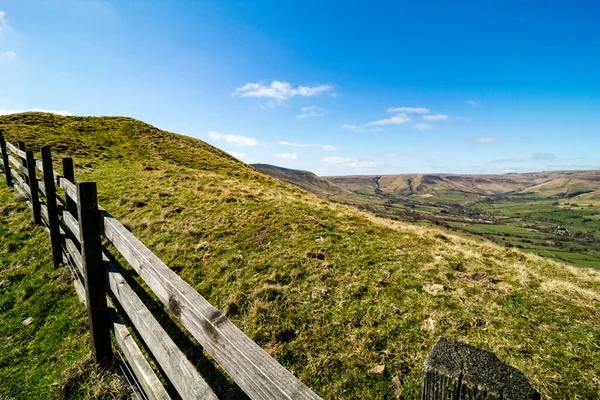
<box><xmin>106</xmin><ymin>261</ymin><xmax>217</xmax><ymax>400</ymax></box>
<box><xmin>63</xmin><ymin>210</ymin><xmax>81</xmax><ymax>242</ymax></box>
<box><xmin>58</xmin><ymin>176</ymin><xmax>79</xmax><ymax>206</ymax></box>
<box><xmin>109</xmin><ymin>307</ymin><xmax>171</xmax><ymax>400</ymax></box>
<box><xmin>35</xmin><ymin>159</ymin><xmax>44</xmax><ymax>173</ymax></box>
<box><xmin>73</xmin><ymin>275</ymin><xmax>87</xmax><ymax>304</ymax></box>
<box><xmin>0</xmin><ymin>133</ymin><xmax>12</xmax><ymax>187</ymax></box>
<box><xmin>26</xmin><ymin>151</ymin><xmax>42</xmax><ymax>225</ymax></box>
<box><xmin>41</xmin><ymin>147</ymin><xmax>62</xmax><ymax>267</ymax></box>
<box><xmin>11</xmin><ymin>171</ymin><xmax>30</xmax><ymax>197</ymax></box>
<box><xmin>64</xmin><ymin>237</ymin><xmax>84</xmax><ymax>276</ymax></box>
<box><xmin>77</xmin><ymin>182</ymin><xmax>112</xmax><ymax>366</ymax></box>
<box><xmin>7</xmin><ymin>154</ymin><xmax>26</xmax><ymax>176</ymax></box>
<box><xmin>62</xmin><ymin>158</ymin><xmax>78</xmax><ymax>214</ymax></box>
<box><xmin>100</xmin><ymin>207</ymin><xmax>321</xmax><ymax>400</ymax></box>
<box><xmin>5</xmin><ymin>141</ymin><xmax>25</xmax><ymax>159</ymax></box>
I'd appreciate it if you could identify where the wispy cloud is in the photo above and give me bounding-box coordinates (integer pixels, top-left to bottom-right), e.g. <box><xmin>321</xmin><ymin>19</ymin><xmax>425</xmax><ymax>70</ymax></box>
<box><xmin>532</xmin><ymin>153</ymin><xmax>557</xmax><ymax>161</ymax></box>
<box><xmin>423</xmin><ymin>114</ymin><xmax>448</xmax><ymax>121</ymax></box>
<box><xmin>491</xmin><ymin>157</ymin><xmax>526</xmax><ymax>163</ymax></box>
<box><xmin>476</xmin><ymin>137</ymin><xmax>495</xmax><ymax>143</ymax></box>
<box><xmin>0</xmin><ymin>109</ymin><xmax>71</xmax><ymax>116</ymax></box>
<box><xmin>226</xmin><ymin>151</ymin><xmax>244</xmax><ymax>159</ymax></box>
<box><xmin>415</xmin><ymin>123</ymin><xmax>432</xmax><ymax>130</ymax></box>
<box><xmin>467</xmin><ymin>100</ymin><xmax>479</xmax><ymax>107</ymax></box>
<box><xmin>387</xmin><ymin>107</ymin><xmax>429</xmax><ymax>114</ymax></box>
<box><xmin>322</xmin><ymin>156</ymin><xmax>379</xmax><ymax>169</ymax></box>
<box><xmin>367</xmin><ymin>113</ymin><xmax>411</xmax><ymax>126</ymax></box>
<box><xmin>296</xmin><ymin>105</ymin><xmax>326</xmax><ymax>118</ymax></box>
<box><xmin>378</xmin><ymin>151</ymin><xmax>421</xmax><ymax>158</ymax></box>
<box><xmin>233</xmin><ymin>81</ymin><xmax>333</xmax><ymax>104</ymax></box>
<box><xmin>275</xmin><ymin>152</ymin><xmax>298</xmax><ymax>159</ymax></box>
<box><xmin>0</xmin><ymin>11</ymin><xmax>11</xmax><ymax>36</ymax></box>
<box><xmin>208</xmin><ymin>131</ymin><xmax>258</xmax><ymax>147</ymax></box>
<box><xmin>1</xmin><ymin>50</ymin><xmax>15</xmax><ymax>58</ymax></box>
<box><xmin>341</xmin><ymin>124</ymin><xmax>382</xmax><ymax>133</ymax></box>
<box><xmin>278</xmin><ymin>141</ymin><xmax>337</xmax><ymax>151</ymax></box>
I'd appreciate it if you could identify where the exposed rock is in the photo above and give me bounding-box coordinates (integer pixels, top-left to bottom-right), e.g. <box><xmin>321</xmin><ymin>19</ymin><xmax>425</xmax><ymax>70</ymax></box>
<box><xmin>315</xmin><ymin>236</ymin><xmax>326</xmax><ymax>242</ymax></box>
<box><xmin>369</xmin><ymin>364</ymin><xmax>385</xmax><ymax>374</ymax></box>
<box><xmin>422</xmin><ymin>284</ymin><xmax>445</xmax><ymax>295</ymax></box>
<box><xmin>391</xmin><ymin>375</ymin><xmax>403</xmax><ymax>397</ymax></box>
<box><xmin>0</xmin><ymin>280</ymin><xmax>11</xmax><ymax>289</ymax></box>
<box><xmin>22</xmin><ymin>317</ymin><xmax>33</xmax><ymax>326</ymax></box>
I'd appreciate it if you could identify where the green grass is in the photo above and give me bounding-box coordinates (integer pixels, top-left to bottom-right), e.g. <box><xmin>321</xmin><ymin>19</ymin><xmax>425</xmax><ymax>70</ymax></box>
<box><xmin>0</xmin><ymin>183</ymin><xmax>128</xmax><ymax>399</ymax></box>
<box><xmin>1</xmin><ymin>112</ymin><xmax>599</xmax><ymax>399</ymax></box>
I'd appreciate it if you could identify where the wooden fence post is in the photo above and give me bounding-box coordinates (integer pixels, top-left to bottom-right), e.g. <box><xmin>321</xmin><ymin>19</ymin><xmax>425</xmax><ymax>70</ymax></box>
<box><xmin>62</xmin><ymin>158</ymin><xmax>77</xmax><ymax>216</ymax></box>
<box><xmin>77</xmin><ymin>181</ymin><xmax>113</xmax><ymax>366</ymax></box>
<box><xmin>41</xmin><ymin>147</ymin><xmax>62</xmax><ymax>267</ymax></box>
<box><xmin>0</xmin><ymin>132</ymin><xmax>12</xmax><ymax>187</ymax></box>
<box><xmin>26</xmin><ymin>150</ymin><xmax>42</xmax><ymax>225</ymax></box>
<box><xmin>422</xmin><ymin>337</ymin><xmax>540</xmax><ymax>400</ymax></box>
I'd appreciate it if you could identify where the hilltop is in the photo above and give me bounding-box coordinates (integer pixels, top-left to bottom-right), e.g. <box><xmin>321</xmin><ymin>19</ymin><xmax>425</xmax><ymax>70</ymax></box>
<box><xmin>1</xmin><ymin>113</ymin><xmax>599</xmax><ymax>399</ymax></box>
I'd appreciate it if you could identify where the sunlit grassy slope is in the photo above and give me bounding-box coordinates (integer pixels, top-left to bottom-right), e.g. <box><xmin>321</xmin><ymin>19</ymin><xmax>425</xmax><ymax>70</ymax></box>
<box><xmin>1</xmin><ymin>113</ymin><xmax>599</xmax><ymax>399</ymax></box>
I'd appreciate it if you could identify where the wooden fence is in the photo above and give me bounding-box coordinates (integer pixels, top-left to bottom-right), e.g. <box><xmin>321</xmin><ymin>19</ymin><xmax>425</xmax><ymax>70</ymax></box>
<box><xmin>0</xmin><ymin>133</ymin><xmax>322</xmax><ymax>400</ymax></box>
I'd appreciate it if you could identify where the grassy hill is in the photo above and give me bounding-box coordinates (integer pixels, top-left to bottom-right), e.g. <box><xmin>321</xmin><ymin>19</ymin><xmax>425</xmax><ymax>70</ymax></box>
<box><xmin>1</xmin><ymin>112</ymin><xmax>599</xmax><ymax>398</ymax></box>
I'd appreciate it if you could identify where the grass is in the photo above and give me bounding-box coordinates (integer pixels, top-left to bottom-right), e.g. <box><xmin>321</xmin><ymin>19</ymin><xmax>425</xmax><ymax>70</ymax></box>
<box><xmin>0</xmin><ymin>183</ymin><xmax>129</xmax><ymax>399</ymax></box>
<box><xmin>0</xmin><ymin>112</ymin><xmax>599</xmax><ymax>398</ymax></box>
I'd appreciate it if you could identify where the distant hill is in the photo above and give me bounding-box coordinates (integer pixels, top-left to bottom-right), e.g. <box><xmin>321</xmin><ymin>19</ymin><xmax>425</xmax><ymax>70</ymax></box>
<box><xmin>252</xmin><ymin>164</ymin><xmax>350</xmax><ymax>198</ymax></box>
<box><xmin>325</xmin><ymin>171</ymin><xmax>600</xmax><ymax>197</ymax></box>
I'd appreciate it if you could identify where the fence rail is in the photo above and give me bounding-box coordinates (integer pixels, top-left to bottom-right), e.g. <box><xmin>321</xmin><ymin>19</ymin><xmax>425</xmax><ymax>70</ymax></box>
<box><xmin>0</xmin><ymin>132</ymin><xmax>322</xmax><ymax>400</ymax></box>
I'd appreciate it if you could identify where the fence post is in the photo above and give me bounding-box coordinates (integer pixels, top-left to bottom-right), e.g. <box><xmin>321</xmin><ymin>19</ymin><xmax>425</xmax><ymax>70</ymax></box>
<box><xmin>18</xmin><ymin>142</ymin><xmax>28</xmax><ymax>185</ymax></box>
<box><xmin>422</xmin><ymin>337</ymin><xmax>540</xmax><ymax>400</ymax></box>
<box><xmin>0</xmin><ymin>132</ymin><xmax>12</xmax><ymax>187</ymax></box>
<box><xmin>62</xmin><ymin>158</ymin><xmax>77</xmax><ymax>216</ymax></box>
<box><xmin>77</xmin><ymin>181</ymin><xmax>112</xmax><ymax>366</ymax></box>
<box><xmin>41</xmin><ymin>147</ymin><xmax>62</xmax><ymax>267</ymax></box>
<box><xmin>26</xmin><ymin>150</ymin><xmax>42</xmax><ymax>225</ymax></box>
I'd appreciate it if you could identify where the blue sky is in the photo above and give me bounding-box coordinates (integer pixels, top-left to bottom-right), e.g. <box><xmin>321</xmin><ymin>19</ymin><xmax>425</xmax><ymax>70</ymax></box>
<box><xmin>0</xmin><ymin>0</ymin><xmax>599</xmax><ymax>175</ymax></box>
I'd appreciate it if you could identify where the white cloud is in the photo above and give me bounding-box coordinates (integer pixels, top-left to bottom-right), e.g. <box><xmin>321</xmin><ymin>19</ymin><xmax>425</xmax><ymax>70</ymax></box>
<box><xmin>322</xmin><ymin>156</ymin><xmax>379</xmax><ymax>169</ymax></box>
<box><xmin>467</xmin><ymin>100</ymin><xmax>479</xmax><ymax>107</ymax></box>
<box><xmin>296</xmin><ymin>105</ymin><xmax>326</xmax><ymax>118</ymax></box>
<box><xmin>208</xmin><ymin>131</ymin><xmax>258</xmax><ymax>147</ymax></box>
<box><xmin>342</xmin><ymin>124</ymin><xmax>383</xmax><ymax>133</ymax></box>
<box><xmin>387</xmin><ymin>107</ymin><xmax>429</xmax><ymax>114</ymax></box>
<box><xmin>423</xmin><ymin>114</ymin><xmax>448</xmax><ymax>121</ymax></box>
<box><xmin>278</xmin><ymin>141</ymin><xmax>337</xmax><ymax>151</ymax></box>
<box><xmin>491</xmin><ymin>157</ymin><xmax>525</xmax><ymax>163</ymax></box>
<box><xmin>476</xmin><ymin>137</ymin><xmax>495</xmax><ymax>143</ymax></box>
<box><xmin>367</xmin><ymin>113</ymin><xmax>411</xmax><ymax>126</ymax></box>
<box><xmin>0</xmin><ymin>11</ymin><xmax>10</xmax><ymax>35</ymax></box>
<box><xmin>275</xmin><ymin>152</ymin><xmax>298</xmax><ymax>159</ymax></box>
<box><xmin>532</xmin><ymin>153</ymin><xmax>557</xmax><ymax>161</ymax></box>
<box><xmin>0</xmin><ymin>109</ymin><xmax>71</xmax><ymax>116</ymax></box>
<box><xmin>1</xmin><ymin>50</ymin><xmax>15</xmax><ymax>58</ymax></box>
<box><xmin>234</xmin><ymin>81</ymin><xmax>333</xmax><ymax>103</ymax></box>
<box><xmin>226</xmin><ymin>151</ymin><xmax>244</xmax><ymax>159</ymax></box>
<box><xmin>415</xmin><ymin>123</ymin><xmax>432</xmax><ymax>130</ymax></box>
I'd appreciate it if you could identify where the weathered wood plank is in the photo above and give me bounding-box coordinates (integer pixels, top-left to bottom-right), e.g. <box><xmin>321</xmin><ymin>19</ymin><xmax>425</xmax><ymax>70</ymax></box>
<box><xmin>35</xmin><ymin>159</ymin><xmax>44</xmax><ymax>173</ymax></box>
<box><xmin>63</xmin><ymin>210</ymin><xmax>81</xmax><ymax>243</ymax></box>
<box><xmin>7</xmin><ymin>154</ymin><xmax>26</xmax><ymax>176</ymax></box>
<box><xmin>11</xmin><ymin>171</ymin><xmax>30</xmax><ymax>197</ymax></box>
<box><xmin>62</xmin><ymin>158</ymin><xmax>78</xmax><ymax>215</ymax></box>
<box><xmin>73</xmin><ymin>275</ymin><xmax>87</xmax><ymax>304</ymax></box>
<box><xmin>78</xmin><ymin>182</ymin><xmax>112</xmax><ymax>366</ymax></box>
<box><xmin>106</xmin><ymin>260</ymin><xmax>218</xmax><ymax>400</ymax></box>
<box><xmin>65</xmin><ymin>237</ymin><xmax>84</xmax><ymax>276</ymax></box>
<box><xmin>5</xmin><ymin>141</ymin><xmax>25</xmax><ymax>159</ymax></box>
<box><xmin>100</xmin><ymin>207</ymin><xmax>321</xmax><ymax>400</ymax></box>
<box><xmin>58</xmin><ymin>176</ymin><xmax>79</xmax><ymax>206</ymax></box>
<box><xmin>109</xmin><ymin>307</ymin><xmax>171</xmax><ymax>400</ymax></box>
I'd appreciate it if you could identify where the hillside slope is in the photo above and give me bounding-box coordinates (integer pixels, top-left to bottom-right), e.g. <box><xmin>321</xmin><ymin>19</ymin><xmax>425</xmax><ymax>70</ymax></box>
<box><xmin>252</xmin><ymin>163</ymin><xmax>350</xmax><ymax>198</ymax></box>
<box><xmin>1</xmin><ymin>113</ymin><xmax>599</xmax><ymax>398</ymax></box>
